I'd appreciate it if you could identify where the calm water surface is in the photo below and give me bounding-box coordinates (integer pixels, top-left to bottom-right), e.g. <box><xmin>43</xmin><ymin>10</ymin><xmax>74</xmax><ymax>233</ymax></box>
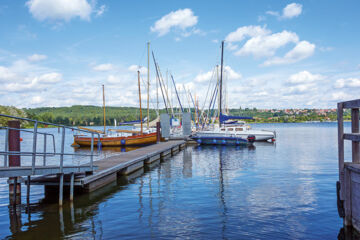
<box><xmin>0</xmin><ymin>123</ymin><xmax>352</xmax><ymax>239</ymax></box>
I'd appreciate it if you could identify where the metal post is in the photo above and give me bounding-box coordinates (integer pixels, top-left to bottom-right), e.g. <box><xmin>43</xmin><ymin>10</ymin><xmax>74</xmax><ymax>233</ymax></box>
<box><xmin>32</xmin><ymin>121</ymin><xmax>38</xmax><ymax>175</ymax></box>
<box><xmin>27</xmin><ymin>176</ymin><xmax>30</xmax><ymax>204</ymax></box>
<box><xmin>8</xmin><ymin>120</ymin><xmax>21</xmax><ymax>205</ymax></box>
<box><xmin>4</xmin><ymin>128</ymin><xmax>8</xmax><ymax>167</ymax></box>
<box><xmin>351</xmin><ymin>108</ymin><xmax>360</xmax><ymax>163</ymax></box>
<box><xmin>60</xmin><ymin>127</ymin><xmax>65</xmax><ymax>173</ymax></box>
<box><xmin>43</xmin><ymin>134</ymin><xmax>47</xmax><ymax>166</ymax></box>
<box><xmin>59</xmin><ymin>173</ymin><xmax>64</xmax><ymax>206</ymax></box>
<box><xmin>90</xmin><ymin>133</ymin><xmax>94</xmax><ymax>171</ymax></box>
<box><xmin>70</xmin><ymin>173</ymin><xmax>74</xmax><ymax>201</ymax></box>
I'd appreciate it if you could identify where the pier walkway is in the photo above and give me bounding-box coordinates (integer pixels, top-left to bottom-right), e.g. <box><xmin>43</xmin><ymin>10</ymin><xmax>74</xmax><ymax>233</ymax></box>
<box><xmin>31</xmin><ymin>140</ymin><xmax>186</xmax><ymax>192</ymax></box>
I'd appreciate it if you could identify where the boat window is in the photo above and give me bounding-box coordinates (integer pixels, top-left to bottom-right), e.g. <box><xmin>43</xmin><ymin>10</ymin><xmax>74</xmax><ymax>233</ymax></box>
<box><xmin>227</xmin><ymin>128</ymin><xmax>234</xmax><ymax>131</ymax></box>
<box><xmin>221</xmin><ymin>128</ymin><xmax>225</xmax><ymax>131</ymax></box>
<box><xmin>235</xmin><ymin>128</ymin><xmax>243</xmax><ymax>131</ymax></box>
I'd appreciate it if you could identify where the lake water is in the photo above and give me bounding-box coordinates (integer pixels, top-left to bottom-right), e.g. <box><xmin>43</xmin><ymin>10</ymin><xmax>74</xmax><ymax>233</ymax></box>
<box><xmin>0</xmin><ymin>122</ymin><xmax>354</xmax><ymax>239</ymax></box>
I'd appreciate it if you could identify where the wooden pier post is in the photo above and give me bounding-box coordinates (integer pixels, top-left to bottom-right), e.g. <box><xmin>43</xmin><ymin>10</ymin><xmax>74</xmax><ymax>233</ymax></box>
<box><xmin>59</xmin><ymin>173</ymin><xmax>64</xmax><ymax>206</ymax></box>
<box><xmin>338</xmin><ymin>103</ymin><xmax>344</xmax><ymax>199</ymax></box>
<box><xmin>70</xmin><ymin>173</ymin><xmax>74</xmax><ymax>201</ymax></box>
<box><xmin>8</xmin><ymin>120</ymin><xmax>21</xmax><ymax>205</ymax></box>
<box><xmin>156</xmin><ymin>122</ymin><xmax>161</xmax><ymax>143</ymax></box>
<box><xmin>351</xmin><ymin>108</ymin><xmax>359</xmax><ymax>163</ymax></box>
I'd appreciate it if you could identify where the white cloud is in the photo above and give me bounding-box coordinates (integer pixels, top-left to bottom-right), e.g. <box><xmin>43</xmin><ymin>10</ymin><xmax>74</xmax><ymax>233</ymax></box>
<box><xmin>225</xmin><ymin>25</ymin><xmax>270</xmax><ymax>43</ymax></box>
<box><xmin>96</xmin><ymin>5</ymin><xmax>106</xmax><ymax>17</ymax></box>
<box><xmin>128</xmin><ymin>65</ymin><xmax>147</xmax><ymax>74</ymax></box>
<box><xmin>331</xmin><ymin>91</ymin><xmax>352</xmax><ymax>101</ymax></box>
<box><xmin>28</xmin><ymin>54</ymin><xmax>47</xmax><ymax>62</ymax></box>
<box><xmin>263</xmin><ymin>41</ymin><xmax>315</xmax><ymax>66</ymax></box>
<box><xmin>266</xmin><ymin>11</ymin><xmax>280</xmax><ymax>17</ymax></box>
<box><xmin>224</xmin><ymin>66</ymin><xmax>242</xmax><ymax>80</ymax></box>
<box><xmin>234</xmin><ymin>30</ymin><xmax>299</xmax><ymax>58</ymax></box>
<box><xmin>287</xmin><ymin>71</ymin><xmax>323</xmax><ymax>85</ymax></box>
<box><xmin>194</xmin><ymin>66</ymin><xmax>241</xmax><ymax>84</ymax></box>
<box><xmin>266</xmin><ymin>3</ymin><xmax>302</xmax><ymax>20</ymax></box>
<box><xmin>38</xmin><ymin>72</ymin><xmax>62</xmax><ymax>83</ymax></box>
<box><xmin>194</xmin><ymin>71</ymin><xmax>213</xmax><ymax>83</ymax></box>
<box><xmin>0</xmin><ymin>66</ymin><xmax>16</xmax><ymax>81</ymax></box>
<box><xmin>26</xmin><ymin>0</ymin><xmax>92</xmax><ymax>21</ymax></box>
<box><xmin>226</xmin><ymin>25</ymin><xmax>314</xmax><ymax>65</ymax></box>
<box><xmin>334</xmin><ymin>78</ymin><xmax>360</xmax><ymax>88</ymax></box>
<box><xmin>93</xmin><ymin>63</ymin><xmax>114</xmax><ymax>71</ymax></box>
<box><xmin>283</xmin><ymin>3</ymin><xmax>302</xmax><ymax>19</ymax></box>
<box><xmin>150</xmin><ymin>8</ymin><xmax>198</xmax><ymax>36</ymax></box>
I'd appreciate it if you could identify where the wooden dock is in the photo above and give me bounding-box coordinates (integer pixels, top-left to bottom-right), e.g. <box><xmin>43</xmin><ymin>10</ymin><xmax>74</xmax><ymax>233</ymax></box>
<box><xmin>31</xmin><ymin>140</ymin><xmax>186</xmax><ymax>193</ymax></box>
<box><xmin>337</xmin><ymin>98</ymin><xmax>360</xmax><ymax>232</ymax></box>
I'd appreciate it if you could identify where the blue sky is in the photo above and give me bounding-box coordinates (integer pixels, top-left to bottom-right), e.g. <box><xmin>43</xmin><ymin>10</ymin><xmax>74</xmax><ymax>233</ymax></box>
<box><xmin>0</xmin><ymin>0</ymin><xmax>359</xmax><ymax>109</ymax></box>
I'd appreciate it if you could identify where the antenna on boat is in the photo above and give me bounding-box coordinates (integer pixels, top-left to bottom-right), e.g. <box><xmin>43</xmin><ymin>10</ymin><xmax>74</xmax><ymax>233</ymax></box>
<box><xmin>102</xmin><ymin>84</ymin><xmax>106</xmax><ymax>134</ymax></box>
<box><xmin>138</xmin><ymin>70</ymin><xmax>143</xmax><ymax>134</ymax></box>
<box><xmin>219</xmin><ymin>40</ymin><xmax>224</xmax><ymax>127</ymax></box>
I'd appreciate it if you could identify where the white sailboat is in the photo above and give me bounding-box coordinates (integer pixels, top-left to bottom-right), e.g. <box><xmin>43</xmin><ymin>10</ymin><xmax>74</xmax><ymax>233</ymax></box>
<box><xmin>191</xmin><ymin>41</ymin><xmax>276</xmax><ymax>145</ymax></box>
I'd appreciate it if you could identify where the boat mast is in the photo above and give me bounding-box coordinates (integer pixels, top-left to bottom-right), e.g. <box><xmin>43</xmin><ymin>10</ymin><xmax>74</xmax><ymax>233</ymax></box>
<box><xmin>147</xmin><ymin>42</ymin><xmax>150</xmax><ymax>129</ymax></box>
<box><xmin>102</xmin><ymin>84</ymin><xmax>106</xmax><ymax>134</ymax></box>
<box><xmin>138</xmin><ymin>71</ymin><xmax>143</xmax><ymax>134</ymax></box>
<box><xmin>219</xmin><ymin>40</ymin><xmax>224</xmax><ymax>127</ymax></box>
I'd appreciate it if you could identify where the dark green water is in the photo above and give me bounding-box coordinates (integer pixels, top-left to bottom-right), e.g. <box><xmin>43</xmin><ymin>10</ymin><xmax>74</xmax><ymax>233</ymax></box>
<box><xmin>0</xmin><ymin>123</ymin><xmax>354</xmax><ymax>239</ymax></box>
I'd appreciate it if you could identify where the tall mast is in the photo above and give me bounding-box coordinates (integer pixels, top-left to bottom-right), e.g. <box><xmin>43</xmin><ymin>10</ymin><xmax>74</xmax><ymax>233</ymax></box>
<box><xmin>219</xmin><ymin>40</ymin><xmax>224</xmax><ymax>127</ymax></box>
<box><xmin>102</xmin><ymin>84</ymin><xmax>106</xmax><ymax>134</ymax></box>
<box><xmin>138</xmin><ymin>71</ymin><xmax>143</xmax><ymax>134</ymax></box>
<box><xmin>147</xmin><ymin>42</ymin><xmax>150</xmax><ymax>129</ymax></box>
<box><xmin>216</xmin><ymin>65</ymin><xmax>220</xmax><ymax>120</ymax></box>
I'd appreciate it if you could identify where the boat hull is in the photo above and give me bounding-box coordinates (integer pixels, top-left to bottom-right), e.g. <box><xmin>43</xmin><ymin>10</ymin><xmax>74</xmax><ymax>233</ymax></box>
<box><xmin>191</xmin><ymin>136</ymin><xmax>248</xmax><ymax>145</ymax></box>
<box><xmin>74</xmin><ymin>132</ymin><xmax>157</xmax><ymax>147</ymax></box>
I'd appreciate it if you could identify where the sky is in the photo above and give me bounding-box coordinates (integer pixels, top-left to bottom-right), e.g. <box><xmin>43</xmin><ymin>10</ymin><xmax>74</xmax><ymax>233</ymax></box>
<box><xmin>0</xmin><ymin>0</ymin><xmax>359</xmax><ymax>109</ymax></box>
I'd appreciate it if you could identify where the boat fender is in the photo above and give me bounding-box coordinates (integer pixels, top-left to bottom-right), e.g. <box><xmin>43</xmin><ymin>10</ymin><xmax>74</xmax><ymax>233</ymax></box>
<box><xmin>197</xmin><ymin>139</ymin><xmax>202</xmax><ymax>144</ymax></box>
<box><xmin>213</xmin><ymin>139</ymin><xmax>217</xmax><ymax>144</ymax></box>
<box><xmin>222</xmin><ymin>139</ymin><xmax>226</xmax><ymax>145</ymax></box>
<box><xmin>97</xmin><ymin>141</ymin><xmax>102</xmax><ymax>149</ymax></box>
<box><xmin>121</xmin><ymin>139</ymin><xmax>126</xmax><ymax>145</ymax></box>
<box><xmin>247</xmin><ymin>135</ymin><xmax>256</xmax><ymax>143</ymax></box>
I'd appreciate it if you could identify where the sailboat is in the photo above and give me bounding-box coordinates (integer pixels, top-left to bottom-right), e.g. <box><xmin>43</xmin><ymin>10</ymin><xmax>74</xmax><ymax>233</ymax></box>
<box><xmin>73</xmin><ymin>72</ymin><xmax>157</xmax><ymax>147</ymax></box>
<box><xmin>190</xmin><ymin>41</ymin><xmax>276</xmax><ymax>145</ymax></box>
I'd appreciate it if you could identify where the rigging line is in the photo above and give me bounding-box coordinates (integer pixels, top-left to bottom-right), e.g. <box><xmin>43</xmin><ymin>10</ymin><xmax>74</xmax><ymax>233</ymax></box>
<box><xmin>137</xmin><ymin>43</ymin><xmax>147</xmax><ymax>70</ymax></box>
<box><xmin>171</xmin><ymin>75</ymin><xmax>184</xmax><ymax>113</ymax></box>
<box><xmin>152</xmin><ymin>51</ymin><xmax>169</xmax><ymax>114</ymax></box>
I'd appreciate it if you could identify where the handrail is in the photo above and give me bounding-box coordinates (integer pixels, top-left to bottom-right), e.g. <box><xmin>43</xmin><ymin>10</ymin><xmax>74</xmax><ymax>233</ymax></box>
<box><xmin>0</xmin><ymin>114</ymin><xmax>100</xmax><ymax>175</ymax></box>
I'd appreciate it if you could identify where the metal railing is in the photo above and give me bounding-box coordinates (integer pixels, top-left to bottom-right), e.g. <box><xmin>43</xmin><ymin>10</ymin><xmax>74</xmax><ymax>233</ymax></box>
<box><xmin>0</xmin><ymin>114</ymin><xmax>100</xmax><ymax>175</ymax></box>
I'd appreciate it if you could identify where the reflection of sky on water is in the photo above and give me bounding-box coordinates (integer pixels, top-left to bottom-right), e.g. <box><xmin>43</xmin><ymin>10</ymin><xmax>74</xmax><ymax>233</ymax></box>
<box><xmin>0</xmin><ymin>122</ymin><xmax>352</xmax><ymax>239</ymax></box>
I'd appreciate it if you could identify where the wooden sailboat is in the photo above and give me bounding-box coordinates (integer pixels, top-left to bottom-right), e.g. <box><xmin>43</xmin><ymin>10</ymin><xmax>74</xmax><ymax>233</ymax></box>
<box><xmin>73</xmin><ymin>71</ymin><xmax>157</xmax><ymax>147</ymax></box>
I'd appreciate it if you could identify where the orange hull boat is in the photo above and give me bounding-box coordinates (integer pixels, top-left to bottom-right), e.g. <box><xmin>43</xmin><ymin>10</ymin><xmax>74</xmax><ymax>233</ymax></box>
<box><xmin>73</xmin><ymin>132</ymin><xmax>157</xmax><ymax>147</ymax></box>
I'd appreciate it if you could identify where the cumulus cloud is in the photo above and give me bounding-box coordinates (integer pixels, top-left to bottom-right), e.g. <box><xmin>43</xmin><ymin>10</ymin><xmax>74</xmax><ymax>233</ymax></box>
<box><xmin>283</xmin><ymin>3</ymin><xmax>302</xmax><ymax>19</ymax></box>
<box><xmin>26</xmin><ymin>0</ymin><xmax>92</xmax><ymax>21</ymax></box>
<box><xmin>286</xmin><ymin>71</ymin><xmax>323</xmax><ymax>85</ymax></box>
<box><xmin>28</xmin><ymin>54</ymin><xmax>47</xmax><ymax>62</ymax></box>
<box><xmin>263</xmin><ymin>41</ymin><xmax>315</xmax><ymax>66</ymax></box>
<box><xmin>93</xmin><ymin>63</ymin><xmax>114</xmax><ymax>71</ymax></box>
<box><xmin>225</xmin><ymin>25</ymin><xmax>270</xmax><ymax>43</ymax></box>
<box><xmin>235</xmin><ymin>30</ymin><xmax>299</xmax><ymax>58</ymax></box>
<box><xmin>150</xmin><ymin>8</ymin><xmax>198</xmax><ymax>36</ymax></box>
<box><xmin>334</xmin><ymin>78</ymin><xmax>360</xmax><ymax>88</ymax></box>
<box><xmin>194</xmin><ymin>66</ymin><xmax>241</xmax><ymax>83</ymax></box>
<box><xmin>226</xmin><ymin>25</ymin><xmax>314</xmax><ymax>65</ymax></box>
<box><xmin>266</xmin><ymin>3</ymin><xmax>302</xmax><ymax>20</ymax></box>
